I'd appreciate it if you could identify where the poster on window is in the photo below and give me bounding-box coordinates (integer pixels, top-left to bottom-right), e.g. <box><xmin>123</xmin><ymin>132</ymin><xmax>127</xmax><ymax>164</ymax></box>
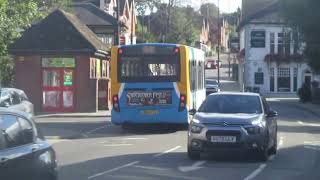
<box><xmin>126</xmin><ymin>91</ymin><xmax>172</xmax><ymax>106</ymax></box>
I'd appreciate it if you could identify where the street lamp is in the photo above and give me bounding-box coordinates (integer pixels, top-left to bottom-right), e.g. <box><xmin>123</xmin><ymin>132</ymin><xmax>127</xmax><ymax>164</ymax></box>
<box><xmin>217</xmin><ymin>0</ymin><xmax>221</xmax><ymax>84</ymax></box>
<box><xmin>117</xmin><ymin>0</ymin><xmax>120</xmax><ymax>45</ymax></box>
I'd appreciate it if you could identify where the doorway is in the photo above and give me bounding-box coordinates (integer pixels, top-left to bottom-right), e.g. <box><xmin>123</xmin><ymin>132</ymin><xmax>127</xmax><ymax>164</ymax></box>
<box><xmin>42</xmin><ymin>68</ymin><xmax>75</xmax><ymax>112</ymax></box>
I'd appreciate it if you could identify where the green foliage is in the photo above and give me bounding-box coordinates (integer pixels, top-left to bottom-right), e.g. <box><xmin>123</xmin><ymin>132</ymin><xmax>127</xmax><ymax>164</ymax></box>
<box><xmin>0</xmin><ymin>56</ymin><xmax>14</xmax><ymax>86</ymax></box>
<box><xmin>281</xmin><ymin>0</ymin><xmax>320</xmax><ymax>72</ymax></box>
<box><xmin>166</xmin><ymin>7</ymin><xmax>198</xmax><ymax>46</ymax></box>
<box><xmin>298</xmin><ymin>82</ymin><xmax>312</xmax><ymax>103</ymax></box>
<box><xmin>136</xmin><ymin>20</ymin><xmax>156</xmax><ymax>43</ymax></box>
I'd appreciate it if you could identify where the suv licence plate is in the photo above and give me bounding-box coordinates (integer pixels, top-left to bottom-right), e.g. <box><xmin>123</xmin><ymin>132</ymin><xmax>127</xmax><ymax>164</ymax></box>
<box><xmin>211</xmin><ymin>136</ymin><xmax>236</xmax><ymax>143</ymax></box>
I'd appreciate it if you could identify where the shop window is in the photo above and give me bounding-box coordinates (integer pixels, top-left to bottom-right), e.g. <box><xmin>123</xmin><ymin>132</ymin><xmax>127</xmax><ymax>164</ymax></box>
<box><xmin>278</xmin><ymin>68</ymin><xmax>291</xmax><ymax>92</ymax></box>
<box><xmin>255</xmin><ymin>72</ymin><xmax>264</xmax><ymax>85</ymax></box>
<box><xmin>96</xmin><ymin>59</ymin><xmax>101</xmax><ymax>78</ymax></box>
<box><xmin>90</xmin><ymin>59</ymin><xmax>96</xmax><ymax>79</ymax></box>
<box><xmin>43</xmin><ymin>70</ymin><xmax>60</xmax><ymax>87</ymax></box>
<box><xmin>269</xmin><ymin>68</ymin><xmax>275</xmax><ymax>92</ymax></box>
<box><xmin>102</xmin><ymin>60</ymin><xmax>108</xmax><ymax>78</ymax></box>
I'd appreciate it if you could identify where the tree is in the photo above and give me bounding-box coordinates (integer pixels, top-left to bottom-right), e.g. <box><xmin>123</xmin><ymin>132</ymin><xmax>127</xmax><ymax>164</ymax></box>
<box><xmin>281</xmin><ymin>0</ymin><xmax>320</xmax><ymax>73</ymax></box>
<box><xmin>0</xmin><ymin>0</ymin><xmax>70</xmax><ymax>86</ymax></box>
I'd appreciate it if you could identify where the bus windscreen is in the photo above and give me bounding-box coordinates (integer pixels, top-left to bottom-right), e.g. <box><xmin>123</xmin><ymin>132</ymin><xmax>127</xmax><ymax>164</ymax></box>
<box><xmin>119</xmin><ymin>56</ymin><xmax>180</xmax><ymax>82</ymax></box>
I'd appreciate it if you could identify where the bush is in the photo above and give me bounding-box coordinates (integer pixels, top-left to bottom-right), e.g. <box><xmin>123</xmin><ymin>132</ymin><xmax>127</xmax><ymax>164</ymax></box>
<box><xmin>0</xmin><ymin>55</ymin><xmax>15</xmax><ymax>87</ymax></box>
<box><xmin>297</xmin><ymin>83</ymin><xmax>312</xmax><ymax>103</ymax></box>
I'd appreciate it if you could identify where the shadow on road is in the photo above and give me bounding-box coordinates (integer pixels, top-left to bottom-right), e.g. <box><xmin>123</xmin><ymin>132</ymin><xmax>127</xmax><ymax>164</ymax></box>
<box><xmin>37</xmin><ymin>121</ymin><xmax>188</xmax><ymax>140</ymax></box>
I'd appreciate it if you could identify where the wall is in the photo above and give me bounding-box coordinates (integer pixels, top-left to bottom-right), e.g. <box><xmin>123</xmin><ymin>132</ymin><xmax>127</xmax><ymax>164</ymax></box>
<box><xmin>75</xmin><ymin>55</ymin><xmax>97</xmax><ymax>112</ymax></box>
<box><xmin>15</xmin><ymin>56</ymin><xmax>42</xmax><ymax>112</ymax></box>
<box><xmin>240</xmin><ymin>23</ymin><xmax>310</xmax><ymax>94</ymax></box>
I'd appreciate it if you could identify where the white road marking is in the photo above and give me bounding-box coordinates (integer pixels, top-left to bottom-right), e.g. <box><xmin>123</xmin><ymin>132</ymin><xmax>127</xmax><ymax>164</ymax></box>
<box><xmin>298</xmin><ymin>121</ymin><xmax>320</xmax><ymax>127</ymax></box>
<box><xmin>85</xmin><ymin>125</ymin><xmax>109</xmax><ymax>135</ymax></box>
<box><xmin>47</xmin><ymin>139</ymin><xmax>68</xmax><ymax>145</ymax></box>
<box><xmin>243</xmin><ymin>164</ymin><xmax>267</xmax><ymax>180</ymax></box>
<box><xmin>279</xmin><ymin>137</ymin><xmax>284</xmax><ymax>148</ymax></box>
<box><xmin>304</xmin><ymin>141</ymin><xmax>320</xmax><ymax>145</ymax></box>
<box><xmin>153</xmin><ymin>146</ymin><xmax>181</xmax><ymax>157</ymax></box>
<box><xmin>103</xmin><ymin>144</ymin><xmax>133</xmax><ymax>147</ymax></box>
<box><xmin>123</xmin><ymin>137</ymin><xmax>148</xmax><ymax>140</ymax></box>
<box><xmin>178</xmin><ymin>161</ymin><xmax>206</xmax><ymax>172</ymax></box>
<box><xmin>133</xmin><ymin>165</ymin><xmax>166</xmax><ymax>171</ymax></box>
<box><xmin>304</xmin><ymin>141</ymin><xmax>320</xmax><ymax>150</ymax></box>
<box><xmin>88</xmin><ymin>161</ymin><xmax>139</xmax><ymax>179</ymax></box>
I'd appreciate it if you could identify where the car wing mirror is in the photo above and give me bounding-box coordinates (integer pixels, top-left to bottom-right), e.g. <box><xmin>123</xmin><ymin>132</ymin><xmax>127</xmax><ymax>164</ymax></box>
<box><xmin>0</xmin><ymin>100</ymin><xmax>10</xmax><ymax>107</ymax></box>
<box><xmin>189</xmin><ymin>109</ymin><xmax>197</xmax><ymax>116</ymax></box>
<box><xmin>267</xmin><ymin>110</ymin><xmax>278</xmax><ymax>117</ymax></box>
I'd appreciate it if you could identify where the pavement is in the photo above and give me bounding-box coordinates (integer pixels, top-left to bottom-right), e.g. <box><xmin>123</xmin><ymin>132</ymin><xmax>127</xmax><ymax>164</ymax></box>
<box><xmin>289</xmin><ymin>101</ymin><xmax>320</xmax><ymax>118</ymax></box>
<box><xmin>35</xmin><ymin>110</ymin><xmax>111</xmax><ymax>118</ymax></box>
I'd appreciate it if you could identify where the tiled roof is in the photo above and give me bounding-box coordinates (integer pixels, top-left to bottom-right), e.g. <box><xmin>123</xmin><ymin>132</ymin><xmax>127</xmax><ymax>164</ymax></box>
<box><xmin>71</xmin><ymin>3</ymin><xmax>118</xmax><ymax>26</ymax></box>
<box><xmin>9</xmin><ymin>10</ymin><xmax>108</xmax><ymax>55</ymax></box>
<box><xmin>238</xmin><ymin>1</ymin><xmax>283</xmax><ymax>29</ymax></box>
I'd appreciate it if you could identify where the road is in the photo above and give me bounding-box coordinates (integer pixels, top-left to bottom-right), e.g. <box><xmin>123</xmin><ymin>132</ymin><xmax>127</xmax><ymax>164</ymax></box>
<box><xmin>35</xmin><ymin>54</ymin><xmax>320</xmax><ymax>180</ymax></box>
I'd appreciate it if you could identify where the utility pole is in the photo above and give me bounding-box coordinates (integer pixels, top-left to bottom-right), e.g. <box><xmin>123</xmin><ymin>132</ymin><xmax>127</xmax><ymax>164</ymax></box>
<box><xmin>116</xmin><ymin>0</ymin><xmax>120</xmax><ymax>45</ymax></box>
<box><xmin>217</xmin><ymin>0</ymin><xmax>221</xmax><ymax>84</ymax></box>
<box><xmin>165</xmin><ymin>0</ymin><xmax>172</xmax><ymax>42</ymax></box>
<box><xmin>131</xmin><ymin>0</ymin><xmax>135</xmax><ymax>44</ymax></box>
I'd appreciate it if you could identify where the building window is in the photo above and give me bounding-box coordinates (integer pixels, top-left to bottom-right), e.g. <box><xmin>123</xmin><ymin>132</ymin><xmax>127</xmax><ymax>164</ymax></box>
<box><xmin>293</xmin><ymin>32</ymin><xmax>299</xmax><ymax>54</ymax></box>
<box><xmin>284</xmin><ymin>33</ymin><xmax>291</xmax><ymax>55</ymax></box>
<box><xmin>96</xmin><ymin>34</ymin><xmax>114</xmax><ymax>48</ymax></box>
<box><xmin>255</xmin><ymin>72</ymin><xmax>264</xmax><ymax>85</ymax></box>
<box><xmin>90</xmin><ymin>59</ymin><xmax>96</xmax><ymax>79</ymax></box>
<box><xmin>278</xmin><ymin>33</ymin><xmax>284</xmax><ymax>54</ymax></box>
<box><xmin>294</xmin><ymin>68</ymin><xmax>298</xmax><ymax>92</ymax></box>
<box><xmin>278</xmin><ymin>68</ymin><xmax>291</xmax><ymax>92</ymax></box>
<box><xmin>269</xmin><ymin>68</ymin><xmax>275</xmax><ymax>92</ymax></box>
<box><xmin>251</xmin><ymin>30</ymin><xmax>266</xmax><ymax>48</ymax></box>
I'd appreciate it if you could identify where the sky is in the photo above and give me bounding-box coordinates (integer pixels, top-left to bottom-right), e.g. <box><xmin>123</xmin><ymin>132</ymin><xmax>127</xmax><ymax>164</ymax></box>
<box><xmin>191</xmin><ymin>0</ymin><xmax>242</xmax><ymax>13</ymax></box>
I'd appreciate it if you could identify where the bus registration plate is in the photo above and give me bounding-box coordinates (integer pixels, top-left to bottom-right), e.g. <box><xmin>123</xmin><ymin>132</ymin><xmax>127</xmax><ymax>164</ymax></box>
<box><xmin>142</xmin><ymin>110</ymin><xmax>159</xmax><ymax>115</ymax></box>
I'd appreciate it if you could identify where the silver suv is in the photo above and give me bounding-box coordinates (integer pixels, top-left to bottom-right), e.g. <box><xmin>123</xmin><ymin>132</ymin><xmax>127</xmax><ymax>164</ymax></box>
<box><xmin>188</xmin><ymin>92</ymin><xmax>278</xmax><ymax>161</ymax></box>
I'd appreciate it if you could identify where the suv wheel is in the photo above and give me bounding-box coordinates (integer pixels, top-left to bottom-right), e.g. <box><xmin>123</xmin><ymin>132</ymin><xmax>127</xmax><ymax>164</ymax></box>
<box><xmin>188</xmin><ymin>147</ymin><xmax>200</xmax><ymax>160</ymax></box>
<box><xmin>269</xmin><ymin>133</ymin><xmax>277</xmax><ymax>155</ymax></box>
<box><xmin>258</xmin><ymin>137</ymin><xmax>270</xmax><ymax>161</ymax></box>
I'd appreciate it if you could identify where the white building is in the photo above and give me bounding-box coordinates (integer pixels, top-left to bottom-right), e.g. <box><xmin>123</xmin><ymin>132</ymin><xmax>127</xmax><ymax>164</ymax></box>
<box><xmin>238</xmin><ymin>0</ymin><xmax>312</xmax><ymax>96</ymax></box>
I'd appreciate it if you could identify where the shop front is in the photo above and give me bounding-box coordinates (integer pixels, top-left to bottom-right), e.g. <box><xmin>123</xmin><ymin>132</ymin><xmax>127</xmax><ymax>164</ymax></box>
<box><xmin>9</xmin><ymin>10</ymin><xmax>111</xmax><ymax>113</ymax></box>
<box><xmin>42</xmin><ymin>58</ymin><xmax>76</xmax><ymax>112</ymax></box>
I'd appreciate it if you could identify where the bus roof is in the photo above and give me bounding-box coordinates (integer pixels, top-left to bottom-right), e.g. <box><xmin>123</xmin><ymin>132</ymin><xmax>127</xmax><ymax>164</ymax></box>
<box><xmin>118</xmin><ymin>43</ymin><xmax>180</xmax><ymax>48</ymax></box>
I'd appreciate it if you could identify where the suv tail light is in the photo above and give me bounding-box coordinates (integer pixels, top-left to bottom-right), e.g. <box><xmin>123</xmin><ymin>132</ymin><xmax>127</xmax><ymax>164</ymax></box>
<box><xmin>112</xmin><ymin>95</ymin><xmax>120</xmax><ymax>112</ymax></box>
<box><xmin>179</xmin><ymin>94</ymin><xmax>186</xmax><ymax>112</ymax></box>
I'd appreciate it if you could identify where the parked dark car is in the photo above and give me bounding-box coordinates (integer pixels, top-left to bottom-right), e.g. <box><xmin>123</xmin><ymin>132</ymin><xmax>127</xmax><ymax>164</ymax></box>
<box><xmin>0</xmin><ymin>88</ymin><xmax>34</xmax><ymax>115</ymax></box>
<box><xmin>0</xmin><ymin>108</ymin><xmax>58</xmax><ymax>180</ymax></box>
<box><xmin>206</xmin><ymin>80</ymin><xmax>220</xmax><ymax>95</ymax></box>
<box><xmin>188</xmin><ymin>92</ymin><xmax>278</xmax><ymax>161</ymax></box>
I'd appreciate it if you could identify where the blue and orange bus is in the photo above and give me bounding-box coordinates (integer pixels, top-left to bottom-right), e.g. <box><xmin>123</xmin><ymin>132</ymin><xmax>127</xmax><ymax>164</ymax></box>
<box><xmin>110</xmin><ymin>43</ymin><xmax>206</xmax><ymax>125</ymax></box>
